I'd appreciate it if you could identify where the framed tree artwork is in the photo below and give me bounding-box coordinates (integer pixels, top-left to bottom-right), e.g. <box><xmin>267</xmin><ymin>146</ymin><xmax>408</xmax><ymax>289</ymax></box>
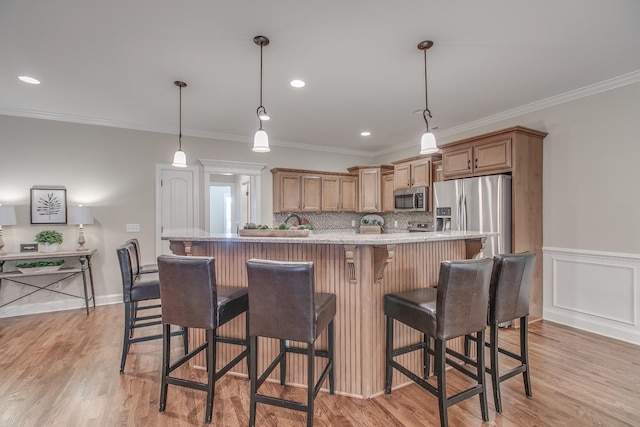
<box><xmin>30</xmin><ymin>186</ymin><xmax>67</xmax><ymax>224</ymax></box>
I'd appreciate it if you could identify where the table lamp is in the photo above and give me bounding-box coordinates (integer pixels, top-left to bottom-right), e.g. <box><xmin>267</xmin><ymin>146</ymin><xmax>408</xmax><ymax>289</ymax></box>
<box><xmin>68</xmin><ymin>205</ymin><xmax>93</xmax><ymax>251</ymax></box>
<box><xmin>0</xmin><ymin>204</ymin><xmax>17</xmax><ymax>255</ymax></box>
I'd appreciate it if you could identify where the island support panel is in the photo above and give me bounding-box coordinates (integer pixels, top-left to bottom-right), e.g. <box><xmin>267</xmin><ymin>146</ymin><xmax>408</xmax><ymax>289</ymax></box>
<box><xmin>169</xmin><ymin>238</ymin><xmax>467</xmax><ymax>398</ymax></box>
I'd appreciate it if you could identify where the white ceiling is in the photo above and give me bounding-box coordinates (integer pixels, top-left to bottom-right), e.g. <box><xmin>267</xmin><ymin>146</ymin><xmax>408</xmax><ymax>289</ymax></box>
<box><xmin>2</xmin><ymin>0</ymin><xmax>640</xmax><ymax>156</ymax></box>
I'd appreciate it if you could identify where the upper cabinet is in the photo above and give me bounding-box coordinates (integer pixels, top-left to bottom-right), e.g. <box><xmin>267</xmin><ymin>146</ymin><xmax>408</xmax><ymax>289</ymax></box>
<box><xmin>348</xmin><ymin>165</ymin><xmax>394</xmax><ymax>213</ymax></box>
<box><xmin>272</xmin><ymin>168</ymin><xmax>357</xmax><ymax>213</ymax></box>
<box><xmin>393</xmin><ymin>154</ymin><xmax>441</xmax><ymax>190</ymax></box>
<box><xmin>381</xmin><ymin>171</ymin><xmax>395</xmax><ymax>213</ymax></box>
<box><xmin>321</xmin><ymin>174</ymin><xmax>357</xmax><ymax>212</ymax></box>
<box><xmin>441</xmin><ymin>135</ymin><xmax>512</xmax><ymax>179</ymax></box>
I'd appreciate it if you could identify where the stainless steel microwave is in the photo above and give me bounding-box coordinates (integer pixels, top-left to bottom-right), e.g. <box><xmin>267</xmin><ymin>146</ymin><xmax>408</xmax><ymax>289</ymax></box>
<box><xmin>393</xmin><ymin>186</ymin><xmax>428</xmax><ymax>212</ymax></box>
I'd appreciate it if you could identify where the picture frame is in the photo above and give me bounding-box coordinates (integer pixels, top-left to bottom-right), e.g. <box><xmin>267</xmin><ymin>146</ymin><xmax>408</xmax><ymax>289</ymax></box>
<box><xmin>30</xmin><ymin>186</ymin><xmax>67</xmax><ymax>224</ymax></box>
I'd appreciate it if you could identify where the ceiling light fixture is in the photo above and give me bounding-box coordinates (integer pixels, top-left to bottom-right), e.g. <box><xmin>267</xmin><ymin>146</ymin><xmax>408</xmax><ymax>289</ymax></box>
<box><xmin>290</xmin><ymin>79</ymin><xmax>305</xmax><ymax>88</ymax></box>
<box><xmin>172</xmin><ymin>80</ymin><xmax>188</xmax><ymax>167</ymax></box>
<box><xmin>18</xmin><ymin>75</ymin><xmax>40</xmax><ymax>85</ymax></box>
<box><xmin>360</xmin><ymin>131</ymin><xmax>371</xmax><ymax>136</ymax></box>
<box><xmin>253</xmin><ymin>35</ymin><xmax>271</xmax><ymax>153</ymax></box>
<box><xmin>418</xmin><ymin>40</ymin><xmax>438</xmax><ymax>155</ymax></box>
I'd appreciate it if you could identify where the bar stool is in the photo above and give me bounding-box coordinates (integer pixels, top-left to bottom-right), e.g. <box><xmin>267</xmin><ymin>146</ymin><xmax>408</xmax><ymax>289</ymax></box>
<box><xmin>464</xmin><ymin>252</ymin><xmax>536</xmax><ymax>413</ymax></box>
<box><xmin>246</xmin><ymin>259</ymin><xmax>336</xmax><ymax>427</ymax></box>
<box><xmin>117</xmin><ymin>243</ymin><xmax>185</xmax><ymax>373</ymax></box>
<box><xmin>126</xmin><ymin>238</ymin><xmax>158</xmax><ymax>274</ymax></box>
<box><xmin>157</xmin><ymin>255</ymin><xmax>249</xmax><ymax>424</ymax></box>
<box><xmin>384</xmin><ymin>258</ymin><xmax>493</xmax><ymax>427</ymax></box>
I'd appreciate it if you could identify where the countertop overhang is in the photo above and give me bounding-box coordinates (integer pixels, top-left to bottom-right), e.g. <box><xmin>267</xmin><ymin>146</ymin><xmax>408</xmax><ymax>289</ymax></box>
<box><xmin>162</xmin><ymin>230</ymin><xmax>491</xmax><ymax>245</ymax></box>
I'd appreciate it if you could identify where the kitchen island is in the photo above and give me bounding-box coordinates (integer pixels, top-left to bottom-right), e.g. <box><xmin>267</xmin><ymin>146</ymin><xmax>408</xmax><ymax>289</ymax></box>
<box><xmin>164</xmin><ymin>230</ymin><xmax>487</xmax><ymax>398</ymax></box>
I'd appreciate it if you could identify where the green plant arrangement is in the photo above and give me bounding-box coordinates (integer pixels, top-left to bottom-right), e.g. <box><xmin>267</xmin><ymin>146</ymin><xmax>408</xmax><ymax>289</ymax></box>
<box><xmin>34</xmin><ymin>230</ymin><xmax>63</xmax><ymax>244</ymax></box>
<box><xmin>16</xmin><ymin>260</ymin><xmax>65</xmax><ymax>268</ymax></box>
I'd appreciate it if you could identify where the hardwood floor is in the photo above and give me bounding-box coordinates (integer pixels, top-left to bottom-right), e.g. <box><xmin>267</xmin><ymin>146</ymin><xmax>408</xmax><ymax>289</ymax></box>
<box><xmin>1</xmin><ymin>303</ymin><xmax>639</xmax><ymax>426</ymax></box>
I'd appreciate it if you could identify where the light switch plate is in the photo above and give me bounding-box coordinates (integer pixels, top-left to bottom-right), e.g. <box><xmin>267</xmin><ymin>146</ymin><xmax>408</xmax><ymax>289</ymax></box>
<box><xmin>126</xmin><ymin>224</ymin><xmax>140</xmax><ymax>232</ymax></box>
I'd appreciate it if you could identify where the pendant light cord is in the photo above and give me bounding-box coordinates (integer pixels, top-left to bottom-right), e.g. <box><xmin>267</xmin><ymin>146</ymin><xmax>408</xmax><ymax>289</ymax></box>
<box><xmin>257</xmin><ymin>42</ymin><xmax>265</xmax><ymax>130</ymax></box>
<box><xmin>423</xmin><ymin>48</ymin><xmax>432</xmax><ymax>132</ymax></box>
<box><xmin>179</xmin><ymin>85</ymin><xmax>183</xmax><ymax>150</ymax></box>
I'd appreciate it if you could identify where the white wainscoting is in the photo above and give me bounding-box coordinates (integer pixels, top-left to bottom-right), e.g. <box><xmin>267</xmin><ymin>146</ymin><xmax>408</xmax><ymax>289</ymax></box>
<box><xmin>543</xmin><ymin>247</ymin><xmax>640</xmax><ymax>345</ymax></box>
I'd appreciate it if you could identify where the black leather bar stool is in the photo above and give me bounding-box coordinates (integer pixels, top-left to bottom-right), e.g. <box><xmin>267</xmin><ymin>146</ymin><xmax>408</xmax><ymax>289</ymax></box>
<box><xmin>464</xmin><ymin>251</ymin><xmax>536</xmax><ymax>413</ymax></box>
<box><xmin>157</xmin><ymin>255</ymin><xmax>249</xmax><ymax>424</ymax></box>
<box><xmin>246</xmin><ymin>259</ymin><xmax>336</xmax><ymax>427</ymax></box>
<box><xmin>384</xmin><ymin>258</ymin><xmax>493</xmax><ymax>427</ymax></box>
<box><xmin>117</xmin><ymin>243</ymin><xmax>185</xmax><ymax>373</ymax></box>
<box><xmin>126</xmin><ymin>238</ymin><xmax>158</xmax><ymax>274</ymax></box>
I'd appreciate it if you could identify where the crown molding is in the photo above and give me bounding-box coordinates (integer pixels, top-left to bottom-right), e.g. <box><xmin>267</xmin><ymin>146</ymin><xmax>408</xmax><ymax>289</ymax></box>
<box><xmin>373</xmin><ymin>69</ymin><xmax>640</xmax><ymax>157</ymax></box>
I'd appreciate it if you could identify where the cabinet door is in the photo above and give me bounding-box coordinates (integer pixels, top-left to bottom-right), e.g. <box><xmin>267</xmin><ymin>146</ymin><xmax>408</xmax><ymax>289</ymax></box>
<box><xmin>432</xmin><ymin>160</ymin><xmax>443</xmax><ymax>183</ymax></box>
<box><xmin>279</xmin><ymin>174</ymin><xmax>301</xmax><ymax>212</ymax></box>
<box><xmin>442</xmin><ymin>146</ymin><xmax>473</xmax><ymax>179</ymax></box>
<box><xmin>321</xmin><ymin>176</ymin><xmax>340</xmax><ymax>212</ymax></box>
<box><xmin>359</xmin><ymin>168</ymin><xmax>380</xmax><ymax>212</ymax></box>
<box><xmin>301</xmin><ymin>175</ymin><xmax>322</xmax><ymax>211</ymax></box>
<box><xmin>474</xmin><ymin>138</ymin><xmax>512</xmax><ymax>174</ymax></box>
<box><xmin>411</xmin><ymin>159</ymin><xmax>430</xmax><ymax>187</ymax></box>
<box><xmin>381</xmin><ymin>173</ymin><xmax>395</xmax><ymax>212</ymax></box>
<box><xmin>340</xmin><ymin>176</ymin><xmax>357</xmax><ymax>212</ymax></box>
<box><xmin>394</xmin><ymin>163</ymin><xmax>411</xmax><ymax>190</ymax></box>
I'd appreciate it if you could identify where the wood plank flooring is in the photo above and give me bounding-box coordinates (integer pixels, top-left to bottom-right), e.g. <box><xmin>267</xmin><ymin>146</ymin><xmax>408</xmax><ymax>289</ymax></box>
<box><xmin>1</xmin><ymin>303</ymin><xmax>639</xmax><ymax>426</ymax></box>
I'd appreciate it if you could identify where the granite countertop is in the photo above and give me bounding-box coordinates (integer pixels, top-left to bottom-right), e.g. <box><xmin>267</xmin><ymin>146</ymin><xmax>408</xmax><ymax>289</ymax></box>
<box><xmin>162</xmin><ymin>229</ymin><xmax>491</xmax><ymax>245</ymax></box>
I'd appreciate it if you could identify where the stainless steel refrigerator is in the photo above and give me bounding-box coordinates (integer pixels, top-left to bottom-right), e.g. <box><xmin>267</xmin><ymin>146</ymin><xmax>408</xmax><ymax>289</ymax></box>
<box><xmin>434</xmin><ymin>174</ymin><xmax>512</xmax><ymax>257</ymax></box>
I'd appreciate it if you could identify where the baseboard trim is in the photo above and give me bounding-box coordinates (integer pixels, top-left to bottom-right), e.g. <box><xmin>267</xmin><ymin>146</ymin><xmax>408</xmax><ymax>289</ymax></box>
<box><xmin>0</xmin><ymin>293</ymin><xmax>122</xmax><ymax>319</ymax></box>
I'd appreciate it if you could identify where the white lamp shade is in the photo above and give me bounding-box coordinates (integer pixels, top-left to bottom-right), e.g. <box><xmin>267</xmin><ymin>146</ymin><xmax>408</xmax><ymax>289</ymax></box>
<box><xmin>172</xmin><ymin>149</ymin><xmax>187</xmax><ymax>167</ymax></box>
<box><xmin>420</xmin><ymin>131</ymin><xmax>438</xmax><ymax>154</ymax></box>
<box><xmin>68</xmin><ymin>206</ymin><xmax>94</xmax><ymax>225</ymax></box>
<box><xmin>0</xmin><ymin>205</ymin><xmax>16</xmax><ymax>226</ymax></box>
<box><xmin>253</xmin><ymin>129</ymin><xmax>270</xmax><ymax>152</ymax></box>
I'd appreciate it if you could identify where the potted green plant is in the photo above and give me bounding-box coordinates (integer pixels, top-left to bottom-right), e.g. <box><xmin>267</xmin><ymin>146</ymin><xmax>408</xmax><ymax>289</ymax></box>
<box><xmin>35</xmin><ymin>230</ymin><xmax>63</xmax><ymax>253</ymax></box>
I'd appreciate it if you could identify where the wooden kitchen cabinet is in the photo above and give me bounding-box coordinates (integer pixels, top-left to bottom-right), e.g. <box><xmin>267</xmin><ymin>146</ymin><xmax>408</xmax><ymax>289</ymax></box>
<box><xmin>432</xmin><ymin>160</ymin><xmax>443</xmax><ymax>183</ymax></box>
<box><xmin>393</xmin><ymin>154</ymin><xmax>440</xmax><ymax>190</ymax></box>
<box><xmin>301</xmin><ymin>175</ymin><xmax>322</xmax><ymax>211</ymax></box>
<box><xmin>321</xmin><ymin>174</ymin><xmax>357</xmax><ymax>212</ymax></box>
<box><xmin>348</xmin><ymin>165</ymin><xmax>393</xmax><ymax>213</ymax></box>
<box><xmin>272</xmin><ymin>168</ymin><xmax>357</xmax><ymax>213</ymax></box>
<box><xmin>381</xmin><ymin>171</ymin><xmax>395</xmax><ymax>212</ymax></box>
<box><xmin>442</xmin><ymin>136</ymin><xmax>511</xmax><ymax>179</ymax></box>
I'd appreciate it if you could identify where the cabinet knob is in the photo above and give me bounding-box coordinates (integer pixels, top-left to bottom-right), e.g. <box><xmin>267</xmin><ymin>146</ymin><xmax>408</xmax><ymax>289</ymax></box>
<box><xmin>475</xmin><ymin>158</ymin><xmax>478</xmax><ymax>168</ymax></box>
<box><xmin>467</xmin><ymin>159</ymin><xmax>471</xmax><ymax>170</ymax></box>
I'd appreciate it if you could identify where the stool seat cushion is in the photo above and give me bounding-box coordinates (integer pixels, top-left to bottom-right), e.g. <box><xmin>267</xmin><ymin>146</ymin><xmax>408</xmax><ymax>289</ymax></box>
<box><xmin>130</xmin><ymin>273</ymin><xmax>161</xmax><ymax>302</ymax></box>
<box><xmin>217</xmin><ymin>285</ymin><xmax>249</xmax><ymax>327</ymax></box>
<box><xmin>314</xmin><ymin>293</ymin><xmax>337</xmax><ymax>339</ymax></box>
<box><xmin>384</xmin><ymin>288</ymin><xmax>437</xmax><ymax>337</ymax></box>
<box><xmin>140</xmin><ymin>264</ymin><xmax>159</xmax><ymax>274</ymax></box>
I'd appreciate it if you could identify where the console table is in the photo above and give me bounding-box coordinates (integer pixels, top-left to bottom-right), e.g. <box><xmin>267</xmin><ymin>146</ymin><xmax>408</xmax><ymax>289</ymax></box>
<box><xmin>0</xmin><ymin>249</ymin><xmax>96</xmax><ymax>315</ymax></box>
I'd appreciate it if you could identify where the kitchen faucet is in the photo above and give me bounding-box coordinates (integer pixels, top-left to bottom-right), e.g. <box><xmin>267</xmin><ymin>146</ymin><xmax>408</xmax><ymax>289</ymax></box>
<box><xmin>283</xmin><ymin>213</ymin><xmax>301</xmax><ymax>226</ymax></box>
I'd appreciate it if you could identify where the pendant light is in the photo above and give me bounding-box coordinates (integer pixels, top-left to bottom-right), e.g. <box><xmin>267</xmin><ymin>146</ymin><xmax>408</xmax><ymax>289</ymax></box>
<box><xmin>253</xmin><ymin>35</ymin><xmax>271</xmax><ymax>153</ymax></box>
<box><xmin>418</xmin><ymin>40</ymin><xmax>438</xmax><ymax>155</ymax></box>
<box><xmin>172</xmin><ymin>80</ymin><xmax>188</xmax><ymax>167</ymax></box>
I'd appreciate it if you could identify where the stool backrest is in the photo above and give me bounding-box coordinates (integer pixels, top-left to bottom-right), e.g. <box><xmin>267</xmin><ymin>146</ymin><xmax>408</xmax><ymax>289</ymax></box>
<box><xmin>436</xmin><ymin>258</ymin><xmax>493</xmax><ymax>340</ymax></box>
<box><xmin>490</xmin><ymin>252</ymin><xmax>536</xmax><ymax>324</ymax></box>
<box><xmin>125</xmin><ymin>238</ymin><xmax>142</xmax><ymax>275</ymax></box>
<box><xmin>157</xmin><ymin>255</ymin><xmax>218</xmax><ymax>329</ymax></box>
<box><xmin>116</xmin><ymin>243</ymin><xmax>136</xmax><ymax>303</ymax></box>
<box><xmin>246</xmin><ymin>259</ymin><xmax>315</xmax><ymax>343</ymax></box>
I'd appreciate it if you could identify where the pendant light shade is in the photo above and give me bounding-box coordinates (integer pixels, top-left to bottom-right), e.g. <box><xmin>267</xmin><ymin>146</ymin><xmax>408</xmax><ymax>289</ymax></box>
<box><xmin>253</xmin><ymin>36</ymin><xmax>271</xmax><ymax>153</ymax></box>
<box><xmin>253</xmin><ymin>129</ymin><xmax>270</xmax><ymax>152</ymax></box>
<box><xmin>418</xmin><ymin>40</ymin><xmax>438</xmax><ymax>155</ymax></box>
<box><xmin>172</xmin><ymin>80</ymin><xmax>188</xmax><ymax>167</ymax></box>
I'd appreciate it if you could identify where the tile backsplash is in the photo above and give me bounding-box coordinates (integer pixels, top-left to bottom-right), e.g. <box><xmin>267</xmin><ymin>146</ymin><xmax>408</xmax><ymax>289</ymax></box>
<box><xmin>272</xmin><ymin>211</ymin><xmax>433</xmax><ymax>231</ymax></box>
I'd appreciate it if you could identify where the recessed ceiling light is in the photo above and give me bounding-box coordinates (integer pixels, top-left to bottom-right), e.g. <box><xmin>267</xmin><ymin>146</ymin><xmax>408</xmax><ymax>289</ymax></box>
<box><xmin>18</xmin><ymin>75</ymin><xmax>40</xmax><ymax>85</ymax></box>
<box><xmin>290</xmin><ymin>79</ymin><xmax>305</xmax><ymax>88</ymax></box>
<box><xmin>360</xmin><ymin>131</ymin><xmax>371</xmax><ymax>136</ymax></box>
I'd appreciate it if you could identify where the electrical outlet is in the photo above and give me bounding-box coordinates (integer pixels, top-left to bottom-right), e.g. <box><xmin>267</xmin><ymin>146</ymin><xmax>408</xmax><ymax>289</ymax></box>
<box><xmin>394</xmin><ymin>221</ymin><xmax>398</xmax><ymax>228</ymax></box>
<box><xmin>126</xmin><ymin>224</ymin><xmax>140</xmax><ymax>232</ymax></box>
<box><xmin>351</xmin><ymin>220</ymin><xmax>356</xmax><ymax>227</ymax></box>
